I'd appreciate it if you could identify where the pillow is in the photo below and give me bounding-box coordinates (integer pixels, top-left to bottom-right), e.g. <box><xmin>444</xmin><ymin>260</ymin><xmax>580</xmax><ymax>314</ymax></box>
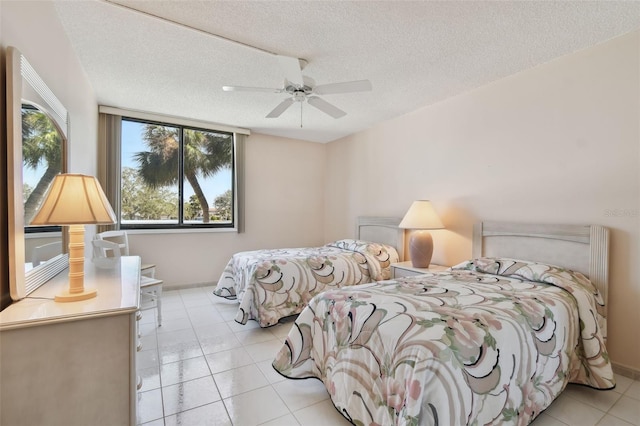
<box><xmin>450</xmin><ymin>259</ymin><xmax>475</xmax><ymax>271</ymax></box>
<box><xmin>326</xmin><ymin>239</ymin><xmax>367</xmax><ymax>252</ymax></box>
<box><xmin>453</xmin><ymin>257</ymin><xmax>608</xmax><ymax>340</ymax></box>
<box><xmin>452</xmin><ymin>257</ymin><xmax>602</xmax><ymax>303</ymax></box>
<box><xmin>450</xmin><ymin>258</ymin><xmax>559</xmax><ymax>275</ymax></box>
<box><xmin>326</xmin><ymin>239</ymin><xmax>400</xmax><ymax>280</ymax></box>
<box><xmin>326</xmin><ymin>239</ymin><xmax>397</xmax><ymax>259</ymax></box>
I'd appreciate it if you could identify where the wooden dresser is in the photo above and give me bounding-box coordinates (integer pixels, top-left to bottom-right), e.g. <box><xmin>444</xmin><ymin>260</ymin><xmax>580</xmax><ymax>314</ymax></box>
<box><xmin>0</xmin><ymin>256</ymin><xmax>141</xmax><ymax>426</ymax></box>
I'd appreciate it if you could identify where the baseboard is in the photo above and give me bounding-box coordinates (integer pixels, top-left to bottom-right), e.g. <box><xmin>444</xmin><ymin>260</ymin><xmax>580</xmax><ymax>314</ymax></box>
<box><xmin>163</xmin><ymin>281</ymin><xmax>216</xmax><ymax>291</ymax></box>
<box><xmin>612</xmin><ymin>362</ymin><xmax>640</xmax><ymax>380</ymax></box>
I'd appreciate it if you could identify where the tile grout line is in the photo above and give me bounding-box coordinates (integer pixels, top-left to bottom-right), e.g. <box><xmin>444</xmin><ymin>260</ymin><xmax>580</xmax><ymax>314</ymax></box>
<box><xmin>181</xmin><ymin>289</ymin><xmax>234</xmax><ymax>425</ymax></box>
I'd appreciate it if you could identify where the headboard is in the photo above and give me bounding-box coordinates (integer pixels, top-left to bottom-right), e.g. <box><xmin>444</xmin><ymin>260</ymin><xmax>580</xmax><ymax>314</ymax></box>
<box><xmin>473</xmin><ymin>221</ymin><xmax>610</xmax><ymax>317</ymax></box>
<box><xmin>356</xmin><ymin>216</ymin><xmax>405</xmax><ymax>261</ymax></box>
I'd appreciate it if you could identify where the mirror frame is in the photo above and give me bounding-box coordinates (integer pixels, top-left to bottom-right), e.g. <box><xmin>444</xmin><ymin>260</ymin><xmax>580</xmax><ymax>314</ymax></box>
<box><xmin>6</xmin><ymin>46</ymin><xmax>69</xmax><ymax>300</ymax></box>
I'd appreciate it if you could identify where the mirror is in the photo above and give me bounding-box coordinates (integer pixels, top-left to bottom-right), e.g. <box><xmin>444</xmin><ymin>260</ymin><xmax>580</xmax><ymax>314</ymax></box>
<box><xmin>6</xmin><ymin>46</ymin><xmax>69</xmax><ymax>300</ymax></box>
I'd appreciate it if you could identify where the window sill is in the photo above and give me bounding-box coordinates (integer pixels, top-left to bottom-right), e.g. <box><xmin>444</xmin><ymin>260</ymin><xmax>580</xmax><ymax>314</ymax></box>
<box><xmin>122</xmin><ymin>227</ymin><xmax>238</xmax><ymax>235</ymax></box>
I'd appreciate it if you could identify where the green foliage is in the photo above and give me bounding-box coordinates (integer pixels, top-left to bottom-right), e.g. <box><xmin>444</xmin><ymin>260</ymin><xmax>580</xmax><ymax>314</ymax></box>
<box><xmin>22</xmin><ymin>108</ymin><xmax>62</xmax><ymax>171</ymax></box>
<box><xmin>23</xmin><ymin>183</ymin><xmax>33</xmax><ymax>204</ymax></box>
<box><xmin>213</xmin><ymin>189</ymin><xmax>233</xmax><ymax>221</ymax></box>
<box><xmin>184</xmin><ymin>195</ymin><xmax>200</xmax><ymax>220</ymax></box>
<box><xmin>121</xmin><ymin>167</ymin><xmax>178</xmax><ymax>220</ymax></box>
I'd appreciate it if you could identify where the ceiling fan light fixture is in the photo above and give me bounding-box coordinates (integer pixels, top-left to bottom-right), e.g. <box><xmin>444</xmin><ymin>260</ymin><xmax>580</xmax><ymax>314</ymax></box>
<box><xmin>224</xmin><ymin>54</ymin><xmax>370</xmax><ymax>121</ymax></box>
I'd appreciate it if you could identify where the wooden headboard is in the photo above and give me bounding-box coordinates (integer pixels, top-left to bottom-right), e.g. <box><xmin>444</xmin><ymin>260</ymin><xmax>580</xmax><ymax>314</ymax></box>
<box><xmin>473</xmin><ymin>222</ymin><xmax>610</xmax><ymax>317</ymax></box>
<box><xmin>356</xmin><ymin>216</ymin><xmax>405</xmax><ymax>261</ymax></box>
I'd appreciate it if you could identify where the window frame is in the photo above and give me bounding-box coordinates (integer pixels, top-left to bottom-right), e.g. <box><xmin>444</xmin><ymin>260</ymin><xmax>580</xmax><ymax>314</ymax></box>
<box><xmin>98</xmin><ymin>106</ymin><xmax>247</xmax><ymax>233</ymax></box>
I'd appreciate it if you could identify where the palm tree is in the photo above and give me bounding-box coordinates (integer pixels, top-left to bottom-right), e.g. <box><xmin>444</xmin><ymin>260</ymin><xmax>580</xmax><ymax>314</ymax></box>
<box><xmin>22</xmin><ymin>107</ymin><xmax>64</xmax><ymax>224</ymax></box>
<box><xmin>134</xmin><ymin>125</ymin><xmax>232</xmax><ymax>223</ymax></box>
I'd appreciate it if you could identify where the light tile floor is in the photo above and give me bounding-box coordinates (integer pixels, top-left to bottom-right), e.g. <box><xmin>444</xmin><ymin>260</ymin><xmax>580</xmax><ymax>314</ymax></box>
<box><xmin>137</xmin><ymin>286</ymin><xmax>640</xmax><ymax>426</ymax></box>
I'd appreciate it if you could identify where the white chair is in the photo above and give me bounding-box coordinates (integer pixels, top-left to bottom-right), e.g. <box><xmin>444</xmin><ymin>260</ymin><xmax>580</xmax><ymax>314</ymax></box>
<box><xmin>91</xmin><ymin>239</ymin><xmax>122</xmax><ymax>269</ymax></box>
<box><xmin>94</xmin><ymin>231</ymin><xmax>163</xmax><ymax>326</ymax></box>
<box><xmin>32</xmin><ymin>241</ymin><xmax>63</xmax><ymax>267</ymax></box>
<box><xmin>95</xmin><ymin>230</ymin><xmax>156</xmax><ymax>277</ymax></box>
<box><xmin>140</xmin><ymin>276</ymin><xmax>163</xmax><ymax>327</ymax></box>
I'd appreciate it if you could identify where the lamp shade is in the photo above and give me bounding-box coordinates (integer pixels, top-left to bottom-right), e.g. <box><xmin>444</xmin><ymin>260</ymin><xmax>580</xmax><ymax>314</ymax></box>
<box><xmin>30</xmin><ymin>174</ymin><xmax>116</xmax><ymax>226</ymax></box>
<box><xmin>398</xmin><ymin>200</ymin><xmax>444</xmax><ymax>230</ymax></box>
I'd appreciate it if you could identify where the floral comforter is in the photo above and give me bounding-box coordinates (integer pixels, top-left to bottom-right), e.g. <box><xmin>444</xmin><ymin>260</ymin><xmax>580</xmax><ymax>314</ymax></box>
<box><xmin>213</xmin><ymin>240</ymin><xmax>399</xmax><ymax>327</ymax></box>
<box><xmin>273</xmin><ymin>258</ymin><xmax>615</xmax><ymax>425</ymax></box>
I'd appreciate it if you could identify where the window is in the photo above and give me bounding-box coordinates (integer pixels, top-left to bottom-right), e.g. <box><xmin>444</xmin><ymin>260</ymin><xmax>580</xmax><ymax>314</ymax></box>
<box><xmin>98</xmin><ymin>107</ymin><xmax>247</xmax><ymax>231</ymax></box>
<box><xmin>119</xmin><ymin>117</ymin><xmax>235</xmax><ymax>229</ymax></box>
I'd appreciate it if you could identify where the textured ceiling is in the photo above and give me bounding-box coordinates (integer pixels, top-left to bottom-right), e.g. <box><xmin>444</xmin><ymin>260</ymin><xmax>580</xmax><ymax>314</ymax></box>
<box><xmin>54</xmin><ymin>0</ymin><xmax>640</xmax><ymax>143</ymax></box>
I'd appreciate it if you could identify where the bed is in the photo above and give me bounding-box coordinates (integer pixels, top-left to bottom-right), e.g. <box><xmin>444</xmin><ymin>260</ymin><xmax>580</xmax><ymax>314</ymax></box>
<box><xmin>213</xmin><ymin>217</ymin><xmax>405</xmax><ymax>327</ymax></box>
<box><xmin>272</xmin><ymin>222</ymin><xmax>614</xmax><ymax>425</ymax></box>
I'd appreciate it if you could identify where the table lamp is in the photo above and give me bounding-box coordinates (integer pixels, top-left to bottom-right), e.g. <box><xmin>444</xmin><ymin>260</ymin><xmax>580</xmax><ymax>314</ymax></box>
<box><xmin>399</xmin><ymin>200</ymin><xmax>444</xmax><ymax>268</ymax></box>
<box><xmin>30</xmin><ymin>174</ymin><xmax>116</xmax><ymax>302</ymax></box>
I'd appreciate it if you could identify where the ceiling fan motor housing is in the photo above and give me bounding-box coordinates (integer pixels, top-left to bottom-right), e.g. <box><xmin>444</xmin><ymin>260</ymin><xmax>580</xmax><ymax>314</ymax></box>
<box><xmin>286</xmin><ymin>83</ymin><xmax>313</xmax><ymax>102</ymax></box>
<box><xmin>285</xmin><ymin>75</ymin><xmax>315</xmax><ymax>102</ymax></box>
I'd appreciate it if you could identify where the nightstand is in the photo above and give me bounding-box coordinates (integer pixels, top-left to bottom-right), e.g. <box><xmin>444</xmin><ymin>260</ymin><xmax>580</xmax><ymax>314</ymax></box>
<box><xmin>391</xmin><ymin>261</ymin><xmax>449</xmax><ymax>278</ymax></box>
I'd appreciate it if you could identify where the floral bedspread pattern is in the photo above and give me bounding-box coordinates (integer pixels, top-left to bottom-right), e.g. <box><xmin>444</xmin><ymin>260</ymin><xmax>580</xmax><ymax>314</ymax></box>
<box><xmin>213</xmin><ymin>240</ymin><xmax>399</xmax><ymax>327</ymax></box>
<box><xmin>458</xmin><ymin>257</ymin><xmax>609</xmax><ymax>340</ymax></box>
<box><xmin>273</xmin><ymin>263</ymin><xmax>614</xmax><ymax>425</ymax></box>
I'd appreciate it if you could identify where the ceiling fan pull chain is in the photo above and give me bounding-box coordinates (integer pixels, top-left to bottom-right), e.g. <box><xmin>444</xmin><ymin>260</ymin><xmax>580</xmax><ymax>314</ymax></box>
<box><xmin>300</xmin><ymin>102</ymin><xmax>303</xmax><ymax>128</ymax></box>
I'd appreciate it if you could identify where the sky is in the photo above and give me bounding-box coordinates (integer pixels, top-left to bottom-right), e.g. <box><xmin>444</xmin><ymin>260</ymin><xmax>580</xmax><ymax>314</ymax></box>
<box><xmin>23</xmin><ymin>165</ymin><xmax>41</xmax><ymax>191</ymax></box>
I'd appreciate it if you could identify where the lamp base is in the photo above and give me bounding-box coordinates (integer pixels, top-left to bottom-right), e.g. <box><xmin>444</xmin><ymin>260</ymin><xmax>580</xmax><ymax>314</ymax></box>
<box><xmin>54</xmin><ymin>223</ymin><xmax>96</xmax><ymax>303</ymax></box>
<box><xmin>55</xmin><ymin>288</ymin><xmax>98</xmax><ymax>303</ymax></box>
<box><xmin>408</xmin><ymin>230</ymin><xmax>434</xmax><ymax>268</ymax></box>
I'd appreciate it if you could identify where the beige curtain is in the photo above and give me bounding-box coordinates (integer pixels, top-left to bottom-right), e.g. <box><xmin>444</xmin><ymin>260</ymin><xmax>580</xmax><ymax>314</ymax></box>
<box><xmin>235</xmin><ymin>133</ymin><xmax>245</xmax><ymax>233</ymax></box>
<box><xmin>97</xmin><ymin>113</ymin><xmax>121</xmax><ymax>233</ymax></box>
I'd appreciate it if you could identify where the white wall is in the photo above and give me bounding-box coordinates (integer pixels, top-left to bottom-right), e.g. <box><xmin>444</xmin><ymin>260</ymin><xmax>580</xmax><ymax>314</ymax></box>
<box><xmin>127</xmin><ymin>133</ymin><xmax>327</xmax><ymax>286</ymax></box>
<box><xmin>1</xmin><ymin>0</ymin><xmax>98</xmax><ymax>176</ymax></box>
<box><xmin>325</xmin><ymin>32</ymin><xmax>640</xmax><ymax>372</ymax></box>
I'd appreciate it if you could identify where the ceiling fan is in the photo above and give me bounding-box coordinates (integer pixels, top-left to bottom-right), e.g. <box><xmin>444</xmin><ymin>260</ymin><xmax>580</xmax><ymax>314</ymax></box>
<box><xmin>222</xmin><ymin>55</ymin><xmax>372</xmax><ymax>120</ymax></box>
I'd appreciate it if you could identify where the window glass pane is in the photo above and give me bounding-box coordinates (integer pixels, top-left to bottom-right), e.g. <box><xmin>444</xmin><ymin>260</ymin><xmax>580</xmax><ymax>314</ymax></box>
<box><xmin>183</xmin><ymin>128</ymin><xmax>233</xmax><ymax>225</ymax></box>
<box><xmin>121</xmin><ymin>119</ymin><xmax>179</xmax><ymax>225</ymax></box>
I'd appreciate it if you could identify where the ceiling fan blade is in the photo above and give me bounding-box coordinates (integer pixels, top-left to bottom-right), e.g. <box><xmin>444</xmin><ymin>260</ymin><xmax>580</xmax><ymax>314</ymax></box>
<box><xmin>313</xmin><ymin>80</ymin><xmax>372</xmax><ymax>95</ymax></box>
<box><xmin>223</xmin><ymin>85</ymin><xmax>283</xmax><ymax>93</ymax></box>
<box><xmin>266</xmin><ymin>98</ymin><xmax>295</xmax><ymax>118</ymax></box>
<box><xmin>307</xmin><ymin>96</ymin><xmax>346</xmax><ymax>119</ymax></box>
<box><xmin>277</xmin><ymin>55</ymin><xmax>304</xmax><ymax>87</ymax></box>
